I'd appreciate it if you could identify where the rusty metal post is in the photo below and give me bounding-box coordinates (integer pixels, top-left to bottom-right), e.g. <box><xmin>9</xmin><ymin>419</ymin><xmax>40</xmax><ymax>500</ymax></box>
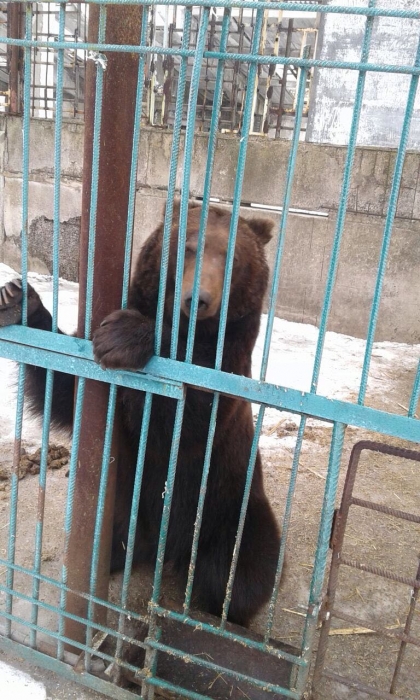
<box><xmin>8</xmin><ymin>2</ymin><xmax>22</xmax><ymax>114</ymax></box>
<box><xmin>64</xmin><ymin>4</ymin><xmax>143</xmax><ymax>650</ymax></box>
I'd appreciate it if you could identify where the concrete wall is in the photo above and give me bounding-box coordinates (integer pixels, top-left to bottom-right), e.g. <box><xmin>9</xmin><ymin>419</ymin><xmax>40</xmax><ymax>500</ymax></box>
<box><xmin>306</xmin><ymin>0</ymin><xmax>420</xmax><ymax>148</ymax></box>
<box><xmin>0</xmin><ymin>116</ymin><xmax>419</xmax><ymax>342</ymax></box>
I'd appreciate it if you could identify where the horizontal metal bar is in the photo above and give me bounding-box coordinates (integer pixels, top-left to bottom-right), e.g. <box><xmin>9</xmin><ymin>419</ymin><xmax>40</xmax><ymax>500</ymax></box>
<box><xmin>339</xmin><ymin>556</ymin><xmax>420</xmax><ymax>589</ymax></box>
<box><xmin>0</xmin><ymin>558</ymin><xmax>146</xmax><ymax>622</ymax></box>
<box><xmin>144</xmin><ymin>677</ymin><xmax>221</xmax><ymax>700</ymax></box>
<box><xmin>1</xmin><ymin>37</ymin><xmax>420</xmax><ymax>76</ymax></box>
<box><xmin>0</xmin><ymin>327</ymin><xmax>183</xmax><ymax>399</ymax></box>
<box><xmin>145</xmin><ymin>639</ymin><xmax>299</xmax><ymax>698</ymax></box>
<box><xmin>0</xmin><ymin>581</ymin><xmax>146</xmax><ymax>650</ymax></box>
<box><xmin>350</xmin><ymin>497</ymin><xmax>420</xmax><ymax>524</ymax></box>
<box><xmin>153</xmin><ymin>605</ymin><xmax>305</xmax><ymax>666</ymax></box>
<box><xmin>0</xmin><ymin>634</ymin><xmax>137</xmax><ymax>700</ymax></box>
<box><xmin>0</xmin><ymin>621</ymin><xmax>103</xmax><ymax>674</ymax></box>
<box><xmin>1</xmin><ymin>326</ymin><xmax>419</xmax><ymax>443</ymax></box>
<box><xmin>320</xmin><ymin>669</ymin><xmax>405</xmax><ymax>700</ymax></box>
<box><xmin>6</xmin><ymin>0</ymin><xmax>419</xmax><ymax>21</ymax></box>
<box><xmin>330</xmin><ymin>608</ymin><xmax>420</xmax><ymax>649</ymax></box>
<box><xmin>0</xmin><ymin>610</ymin><xmax>143</xmax><ymax>676</ymax></box>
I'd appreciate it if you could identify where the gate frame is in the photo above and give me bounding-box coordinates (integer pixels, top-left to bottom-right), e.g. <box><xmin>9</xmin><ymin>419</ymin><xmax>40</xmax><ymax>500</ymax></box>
<box><xmin>312</xmin><ymin>441</ymin><xmax>420</xmax><ymax>699</ymax></box>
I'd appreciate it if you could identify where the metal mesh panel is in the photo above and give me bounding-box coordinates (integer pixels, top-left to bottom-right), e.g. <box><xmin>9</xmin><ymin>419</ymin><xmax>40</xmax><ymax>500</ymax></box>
<box><xmin>0</xmin><ymin>2</ymin><xmax>419</xmax><ymax>700</ymax></box>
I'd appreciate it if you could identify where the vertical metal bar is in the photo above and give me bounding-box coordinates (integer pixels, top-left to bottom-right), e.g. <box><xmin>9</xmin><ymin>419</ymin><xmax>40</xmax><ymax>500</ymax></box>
<box><xmin>389</xmin><ymin>556</ymin><xmax>420</xmax><ymax>694</ymax></box>
<box><xmin>358</xmin><ymin>34</ymin><xmax>420</xmax><ymax>404</ymax></box>
<box><xmin>312</xmin><ymin>0</ymin><xmax>376</xmax><ymax>396</ymax></box>
<box><xmin>84</xmin><ymin>383</ymin><xmax>118</xmax><ymax>671</ymax></box>
<box><xmin>5</xmin><ymin>0</ymin><xmax>32</xmax><ymax>641</ymax></box>
<box><xmin>7</xmin><ymin>1</ymin><xmax>21</xmax><ymax>115</ymax></box>
<box><xmin>113</xmin><ymin>393</ymin><xmax>153</xmax><ymax>683</ymax></box>
<box><xmin>275</xmin><ymin>19</ymin><xmax>293</xmax><ymax>139</ymax></box>
<box><xmin>29</xmin><ymin>1</ymin><xmax>66</xmax><ymax>649</ymax></box>
<box><xmin>311</xmin><ymin>440</ymin><xmax>363</xmax><ymax>696</ymax></box>
<box><xmin>408</xmin><ymin>360</ymin><xmax>420</xmax><ymax>419</ymax></box>
<box><xmin>121</xmin><ymin>6</ymin><xmax>150</xmax><ymax>308</ymax></box>
<box><xmin>144</xmin><ymin>397</ymin><xmax>186</xmax><ymax>698</ymax></box>
<box><xmin>170</xmin><ymin>7</ymin><xmax>210</xmax><ymax>358</ymax></box>
<box><xmin>57</xmin><ymin>380</ymin><xmax>86</xmax><ymax>660</ymax></box>
<box><xmin>155</xmin><ymin>8</ymin><xmax>192</xmax><ymax>356</ymax></box>
<box><xmin>182</xmin><ymin>11</ymin><xmax>231</xmax><ymax>614</ymax></box>
<box><xmin>296</xmin><ymin>422</ymin><xmax>346</xmax><ymax>695</ymax></box>
<box><xmin>265</xmin><ymin>10</ymin><xmax>377</xmax><ymax>646</ymax></box>
<box><xmin>221</xmin><ymin>49</ymin><xmax>307</xmax><ymax>625</ymax></box>
<box><xmin>221</xmin><ymin>406</ymin><xmax>266</xmax><ymax>626</ymax></box>
<box><xmin>145</xmin><ymin>29</ymin><xmax>208</xmax><ymax>659</ymax></box>
<box><xmin>260</xmin><ymin>46</ymin><xmax>310</xmax><ymax>382</ymax></box>
<box><xmin>64</xmin><ymin>2</ymin><xmax>143</xmax><ymax>651</ymax></box>
<box><xmin>215</xmin><ymin>7</ymin><xmax>265</xmax><ymax>368</ymax></box>
<box><xmin>185</xmin><ymin>8</ymin><xmax>231</xmax><ymax>363</ymax></box>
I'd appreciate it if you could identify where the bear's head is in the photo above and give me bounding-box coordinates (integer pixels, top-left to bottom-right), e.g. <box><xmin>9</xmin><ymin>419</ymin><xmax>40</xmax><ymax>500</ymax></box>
<box><xmin>132</xmin><ymin>200</ymin><xmax>275</xmax><ymax>327</ymax></box>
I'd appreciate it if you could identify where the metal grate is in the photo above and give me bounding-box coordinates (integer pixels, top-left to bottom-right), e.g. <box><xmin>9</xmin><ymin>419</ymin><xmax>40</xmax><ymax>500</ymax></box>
<box><xmin>0</xmin><ymin>2</ymin><xmax>419</xmax><ymax>700</ymax></box>
<box><xmin>312</xmin><ymin>441</ymin><xmax>420</xmax><ymax>699</ymax></box>
<box><xmin>3</xmin><ymin>2</ymin><xmax>318</xmax><ymax>136</ymax></box>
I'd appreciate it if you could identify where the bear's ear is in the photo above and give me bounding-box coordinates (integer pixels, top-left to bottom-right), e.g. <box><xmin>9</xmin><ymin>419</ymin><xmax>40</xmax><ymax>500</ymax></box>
<box><xmin>246</xmin><ymin>217</ymin><xmax>275</xmax><ymax>245</ymax></box>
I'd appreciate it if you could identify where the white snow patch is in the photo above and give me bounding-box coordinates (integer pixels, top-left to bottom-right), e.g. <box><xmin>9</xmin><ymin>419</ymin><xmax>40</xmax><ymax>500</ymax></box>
<box><xmin>0</xmin><ymin>659</ymin><xmax>46</xmax><ymax>700</ymax></box>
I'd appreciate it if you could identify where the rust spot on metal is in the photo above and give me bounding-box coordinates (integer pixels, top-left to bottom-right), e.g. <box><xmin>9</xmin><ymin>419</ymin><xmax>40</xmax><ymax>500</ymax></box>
<box><xmin>64</xmin><ymin>4</ymin><xmax>143</xmax><ymax>653</ymax></box>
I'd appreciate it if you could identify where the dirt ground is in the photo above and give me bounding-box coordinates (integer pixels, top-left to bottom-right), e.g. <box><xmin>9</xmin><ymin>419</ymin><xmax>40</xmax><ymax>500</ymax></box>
<box><xmin>0</xmin><ymin>352</ymin><xmax>419</xmax><ymax>699</ymax></box>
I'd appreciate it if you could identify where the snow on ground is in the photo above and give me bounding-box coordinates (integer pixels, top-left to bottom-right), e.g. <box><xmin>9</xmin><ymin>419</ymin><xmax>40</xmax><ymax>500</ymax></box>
<box><xmin>0</xmin><ymin>263</ymin><xmax>418</xmax><ymax>451</ymax></box>
<box><xmin>0</xmin><ymin>659</ymin><xmax>46</xmax><ymax>700</ymax></box>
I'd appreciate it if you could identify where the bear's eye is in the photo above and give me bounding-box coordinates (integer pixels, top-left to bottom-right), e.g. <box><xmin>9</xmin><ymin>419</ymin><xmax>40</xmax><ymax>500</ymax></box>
<box><xmin>185</xmin><ymin>244</ymin><xmax>196</xmax><ymax>256</ymax></box>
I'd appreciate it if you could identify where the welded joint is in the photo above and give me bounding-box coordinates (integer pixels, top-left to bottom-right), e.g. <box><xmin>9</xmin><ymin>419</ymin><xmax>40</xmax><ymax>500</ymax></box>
<box><xmin>87</xmin><ymin>51</ymin><xmax>107</xmax><ymax>70</ymax></box>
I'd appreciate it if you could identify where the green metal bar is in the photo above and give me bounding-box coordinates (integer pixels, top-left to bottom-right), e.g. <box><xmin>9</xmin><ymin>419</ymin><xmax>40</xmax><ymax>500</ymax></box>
<box><xmin>114</xmin><ymin>392</ymin><xmax>153</xmax><ymax>672</ymax></box>
<box><xmin>113</xmin><ymin>9</ymin><xmax>151</xmax><ymax>680</ymax></box>
<box><xmin>185</xmin><ymin>8</ymin><xmax>231</xmax><ymax>364</ymax></box>
<box><xmin>5</xmin><ymin>0</ymin><xmax>419</xmax><ymax>21</ymax></box>
<box><xmin>0</xmin><ymin>636</ymin><xmax>140</xmax><ymax>700</ymax></box>
<box><xmin>85</xmin><ymin>383</ymin><xmax>118</xmax><ymax>670</ymax></box>
<box><xmin>0</xmin><ymin>328</ymin><xmax>183</xmax><ymax>399</ymax></box>
<box><xmin>0</xmin><ymin>582</ymin><xmax>146</xmax><ymax>651</ymax></box>
<box><xmin>215</xmin><ymin>6</ymin><xmax>264</xmax><ymax>368</ymax></box>
<box><xmin>29</xmin><ymin>2</ymin><xmax>67</xmax><ymax>650</ymax></box>
<box><xmin>4</xmin><ymin>1</ymin><xmax>33</xmax><ymax>639</ymax></box>
<box><xmin>0</xmin><ymin>612</ymin><xmax>145</xmax><ymax>679</ymax></box>
<box><xmin>145</xmin><ymin>639</ymin><xmax>299</xmax><ymax>698</ymax></box>
<box><xmin>170</xmin><ymin>6</ymin><xmax>210</xmax><ymax>357</ymax></box>
<box><xmin>264</xmin><ymin>0</ymin><xmax>377</xmax><ymax>643</ymax></box>
<box><xmin>154</xmin><ymin>605</ymin><xmax>305</xmax><ymax>666</ymax></box>
<box><xmin>0</xmin><ymin>558</ymin><xmax>147</xmax><ymax>621</ymax></box>
<box><xmin>358</xmin><ymin>34</ymin><xmax>420</xmax><ymax>404</ymax></box>
<box><xmin>143</xmin><ymin>397</ymin><xmax>186</xmax><ymax>697</ymax></box>
<box><xmin>221</xmin><ymin>407</ymin><xmax>266</xmax><ymax>625</ymax></box>
<box><xmin>155</xmin><ymin>8</ymin><xmax>192</xmax><ymax>355</ymax></box>
<box><xmin>259</xmin><ymin>45</ymin><xmax>310</xmax><ymax>381</ymax></box>
<box><xmin>3</xmin><ymin>39</ymin><xmax>420</xmax><ymax>76</ymax></box>
<box><xmin>121</xmin><ymin>6</ymin><xmax>149</xmax><ymax>307</ymax></box>
<box><xmin>1</xmin><ymin>328</ymin><xmax>419</xmax><ymax>442</ymax></box>
<box><xmin>408</xmin><ymin>360</ymin><xmax>420</xmax><ymax>419</ymax></box>
<box><xmin>296</xmin><ymin>422</ymin><xmax>346</xmax><ymax>694</ymax></box>
<box><xmin>182</xmin><ymin>10</ymin><xmax>231</xmax><ymax>617</ymax></box>
<box><xmin>57</xmin><ymin>379</ymin><xmax>86</xmax><ymax>661</ymax></box>
<box><xmin>84</xmin><ymin>5</ymin><xmax>107</xmax><ymax>340</ymax></box>
<box><xmin>20</xmin><ymin>2</ymin><xmax>32</xmax><ymax>324</ymax></box>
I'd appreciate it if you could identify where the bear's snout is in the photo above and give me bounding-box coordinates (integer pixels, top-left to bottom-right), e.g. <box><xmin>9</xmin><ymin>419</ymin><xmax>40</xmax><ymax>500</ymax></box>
<box><xmin>182</xmin><ymin>288</ymin><xmax>212</xmax><ymax>319</ymax></box>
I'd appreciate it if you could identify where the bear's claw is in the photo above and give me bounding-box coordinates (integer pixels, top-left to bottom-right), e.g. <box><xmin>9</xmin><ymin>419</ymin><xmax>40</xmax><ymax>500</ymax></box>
<box><xmin>0</xmin><ymin>278</ymin><xmax>24</xmax><ymax>327</ymax></box>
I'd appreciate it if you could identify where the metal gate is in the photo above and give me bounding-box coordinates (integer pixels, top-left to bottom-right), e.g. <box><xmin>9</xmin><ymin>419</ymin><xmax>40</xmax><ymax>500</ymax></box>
<box><xmin>0</xmin><ymin>2</ymin><xmax>419</xmax><ymax>699</ymax></box>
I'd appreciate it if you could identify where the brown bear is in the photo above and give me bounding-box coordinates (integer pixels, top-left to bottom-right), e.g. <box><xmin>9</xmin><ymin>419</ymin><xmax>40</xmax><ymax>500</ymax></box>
<box><xmin>0</xmin><ymin>201</ymin><xmax>281</xmax><ymax>627</ymax></box>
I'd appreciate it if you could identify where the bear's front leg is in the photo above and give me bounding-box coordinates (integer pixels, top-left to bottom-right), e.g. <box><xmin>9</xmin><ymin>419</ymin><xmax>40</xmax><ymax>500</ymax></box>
<box><xmin>93</xmin><ymin>308</ymin><xmax>155</xmax><ymax>370</ymax></box>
